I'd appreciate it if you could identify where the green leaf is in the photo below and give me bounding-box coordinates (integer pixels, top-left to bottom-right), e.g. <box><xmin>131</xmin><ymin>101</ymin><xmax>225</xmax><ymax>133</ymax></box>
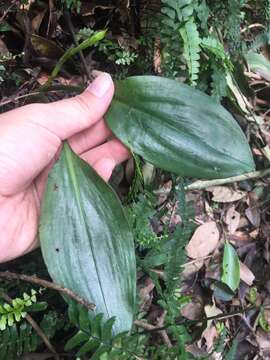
<box><xmin>245</xmin><ymin>51</ymin><xmax>270</xmax><ymax>81</ymax></box>
<box><xmin>0</xmin><ymin>315</ymin><xmax>7</xmax><ymax>330</ymax></box>
<box><xmin>26</xmin><ymin>302</ymin><xmax>48</xmax><ymax>312</ymax></box>
<box><xmin>64</xmin><ymin>330</ymin><xmax>90</xmax><ymax>351</ymax></box>
<box><xmin>179</xmin><ymin>18</ymin><xmax>201</xmax><ymax>84</ymax></box>
<box><xmin>39</xmin><ymin>143</ymin><xmax>136</xmax><ymax>335</ymax></box>
<box><xmin>7</xmin><ymin>313</ymin><xmax>14</xmax><ymax>327</ymax></box>
<box><xmin>105</xmin><ymin>76</ymin><xmax>255</xmax><ymax>179</ymax></box>
<box><xmin>213</xmin><ymin>281</ymin><xmax>235</xmax><ymax>302</ymax></box>
<box><xmin>221</xmin><ymin>242</ymin><xmax>240</xmax><ymax>292</ymax></box>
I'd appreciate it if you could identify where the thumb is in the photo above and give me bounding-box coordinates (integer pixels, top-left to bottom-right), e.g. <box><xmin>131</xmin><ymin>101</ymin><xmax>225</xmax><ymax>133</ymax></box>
<box><xmin>34</xmin><ymin>72</ymin><xmax>114</xmax><ymax>139</ymax></box>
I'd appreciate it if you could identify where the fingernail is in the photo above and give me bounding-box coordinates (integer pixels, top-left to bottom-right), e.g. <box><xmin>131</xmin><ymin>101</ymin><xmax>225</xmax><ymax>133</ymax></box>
<box><xmin>87</xmin><ymin>73</ymin><xmax>113</xmax><ymax>98</ymax></box>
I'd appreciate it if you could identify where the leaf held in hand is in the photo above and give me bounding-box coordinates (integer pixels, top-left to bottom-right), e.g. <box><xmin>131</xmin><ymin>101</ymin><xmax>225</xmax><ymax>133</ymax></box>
<box><xmin>105</xmin><ymin>76</ymin><xmax>255</xmax><ymax>179</ymax></box>
<box><xmin>221</xmin><ymin>242</ymin><xmax>240</xmax><ymax>292</ymax></box>
<box><xmin>39</xmin><ymin>143</ymin><xmax>136</xmax><ymax>335</ymax></box>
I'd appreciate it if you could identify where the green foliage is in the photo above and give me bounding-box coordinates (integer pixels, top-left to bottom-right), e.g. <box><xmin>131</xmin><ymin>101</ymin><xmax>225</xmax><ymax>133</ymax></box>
<box><xmin>0</xmin><ymin>290</ymin><xmax>41</xmax><ymax>331</ymax></box>
<box><xmin>63</xmin><ymin>0</ymin><xmax>81</xmax><ymax>12</ymax></box>
<box><xmin>180</xmin><ymin>18</ymin><xmax>201</xmax><ymax>84</ymax></box>
<box><xmin>0</xmin><ymin>322</ymin><xmax>40</xmax><ymax>360</ymax></box>
<box><xmin>0</xmin><ymin>310</ymin><xmax>63</xmax><ymax>360</ymax></box>
<box><xmin>164</xmin><ymin>182</ymin><xmax>195</xmax><ymax>295</ymax></box>
<box><xmin>224</xmin><ymin>337</ymin><xmax>238</xmax><ymax>360</ymax></box>
<box><xmin>128</xmin><ymin>195</ymin><xmax>161</xmax><ymax>249</ymax></box>
<box><xmin>221</xmin><ymin>242</ymin><xmax>240</xmax><ymax>292</ymax></box>
<box><xmin>66</xmin><ymin>304</ymin><xmax>146</xmax><ymax>359</ymax></box>
<box><xmin>161</xmin><ymin>0</ymin><xmax>203</xmax><ymax>82</ymax></box>
<box><xmin>106</xmin><ymin>76</ymin><xmax>255</xmax><ymax>179</ymax></box>
<box><xmin>40</xmin><ymin>143</ymin><xmax>136</xmax><ymax>335</ymax></box>
<box><xmin>77</xmin><ymin>28</ymin><xmax>138</xmax><ymax>67</ymax></box>
<box><xmin>226</xmin><ymin>0</ymin><xmax>246</xmax><ymax>54</ymax></box>
<box><xmin>248</xmin><ymin>29</ymin><xmax>270</xmax><ymax>52</ymax></box>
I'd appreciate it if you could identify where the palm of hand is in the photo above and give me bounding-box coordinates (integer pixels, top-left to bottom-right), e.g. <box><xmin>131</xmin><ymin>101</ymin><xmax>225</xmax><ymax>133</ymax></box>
<box><xmin>0</xmin><ymin>80</ymin><xmax>129</xmax><ymax>263</ymax></box>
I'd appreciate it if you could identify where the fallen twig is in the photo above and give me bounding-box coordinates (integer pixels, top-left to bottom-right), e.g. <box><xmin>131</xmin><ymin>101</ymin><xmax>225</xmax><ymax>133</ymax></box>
<box><xmin>185</xmin><ymin>167</ymin><xmax>270</xmax><ymax>191</ymax></box>
<box><xmin>0</xmin><ymin>271</ymin><xmax>95</xmax><ymax>310</ymax></box>
<box><xmin>156</xmin><ymin>311</ymin><xmax>173</xmax><ymax>348</ymax></box>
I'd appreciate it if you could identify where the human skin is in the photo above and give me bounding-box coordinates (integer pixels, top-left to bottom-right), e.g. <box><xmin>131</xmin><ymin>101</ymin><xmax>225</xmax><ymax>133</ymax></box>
<box><xmin>0</xmin><ymin>73</ymin><xmax>130</xmax><ymax>263</ymax></box>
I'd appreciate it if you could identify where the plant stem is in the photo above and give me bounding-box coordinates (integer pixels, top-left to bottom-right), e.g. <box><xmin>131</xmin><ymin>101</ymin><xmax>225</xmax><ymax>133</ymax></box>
<box><xmin>64</xmin><ymin>8</ymin><xmax>91</xmax><ymax>80</ymax></box>
<box><xmin>0</xmin><ymin>271</ymin><xmax>95</xmax><ymax>311</ymax></box>
<box><xmin>42</xmin><ymin>30</ymin><xmax>106</xmax><ymax>88</ymax></box>
<box><xmin>185</xmin><ymin>167</ymin><xmax>270</xmax><ymax>191</ymax></box>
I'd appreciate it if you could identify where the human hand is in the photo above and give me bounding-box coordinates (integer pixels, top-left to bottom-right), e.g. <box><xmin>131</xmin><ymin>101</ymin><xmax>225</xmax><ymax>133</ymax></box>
<box><xmin>0</xmin><ymin>73</ymin><xmax>130</xmax><ymax>263</ymax></box>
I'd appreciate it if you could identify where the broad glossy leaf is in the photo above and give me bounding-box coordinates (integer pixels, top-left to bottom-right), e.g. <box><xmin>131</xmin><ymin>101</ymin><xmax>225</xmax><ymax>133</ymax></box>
<box><xmin>39</xmin><ymin>143</ymin><xmax>136</xmax><ymax>335</ymax></box>
<box><xmin>221</xmin><ymin>242</ymin><xmax>240</xmax><ymax>292</ymax></box>
<box><xmin>105</xmin><ymin>76</ymin><xmax>255</xmax><ymax>179</ymax></box>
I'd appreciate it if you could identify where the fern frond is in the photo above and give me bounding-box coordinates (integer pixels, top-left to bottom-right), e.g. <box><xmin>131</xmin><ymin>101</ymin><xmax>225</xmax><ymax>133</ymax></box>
<box><xmin>201</xmin><ymin>36</ymin><xmax>233</xmax><ymax>71</ymax></box>
<box><xmin>179</xmin><ymin>18</ymin><xmax>201</xmax><ymax>85</ymax></box>
<box><xmin>164</xmin><ymin>182</ymin><xmax>195</xmax><ymax>294</ymax></box>
<box><xmin>127</xmin><ymin>195</ymin><xmax>159</xmax><ymax>250</ymax></box>
<box><xmin>247</xmin><ymin>29</ymin><xmax>270</xmax><ymax>52</ymax></box>
<box><xmin>194</xmin><ymin>0</ymin><xmax>210</xmax><ymax>30</ymax></box>
<box><xmin>226</xmin><ymin>0</ymin><xmax>244</xmax><ymax>55</ymax></box>
<box><xmin>66</xmin><ymin>304</ymin><xmax>144</xmax><ymax>359</ymax></box>
<box><xmin>210</xmin><ymin>64</ymin><xmax>228</xmax><ymax>102</ymax></box>
<box><xmin>0</xmin><ymin>290</ymin><xmax>39</xmax><ymax>330</ymax></box>
<box><xmin>0</xmin><ymin>322</ymin><xmax>40</xmax><ymax>360</ymax></box>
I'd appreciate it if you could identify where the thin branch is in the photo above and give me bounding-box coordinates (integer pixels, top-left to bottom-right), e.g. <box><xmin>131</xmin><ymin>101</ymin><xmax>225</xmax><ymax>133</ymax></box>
<box><xmin>134</xmin><ymin>320</ymin><xmax>157</xmax><ymax>331</ymax></box>
<box><xmin>156</xmin><ymin>311</ymin><xmax>173</xmax><ymax>348</ymax></box>
<box><xmin>1</xmin><ymin>292</ymin><xmax>59</xmax><ymax>359</ymax></box>
<box><xmin>185</xmin><ymin>167</ymin><xmax>270</xmax><ymax>191</ymax></box>
<box><xmin>64</xmin><ymin>8</ymin><xmax>91</xmax><ymax>80</ymax></box>
<box><xmin>0</xmin><ymin>85</ymin><xmax>83</xmax><ymax>107</ymax></box>
<box><xmin>42</xmin><ymin>30</ymin><xmax>106</xmax><ymax>88</ymax></box>
<box><xmin>0</xmin><ymin>271</ymin><xmax>95</xmax><ymax>311</ymax></box>
<box><xmin>136</xmin><ymin>305</ymin><xmax>255</xmax><ymax>333</ymax></box>
<box><xmin>0</xmin><ymin>2</ymin><xmax>15</xmax><ymax>23</ymax></box>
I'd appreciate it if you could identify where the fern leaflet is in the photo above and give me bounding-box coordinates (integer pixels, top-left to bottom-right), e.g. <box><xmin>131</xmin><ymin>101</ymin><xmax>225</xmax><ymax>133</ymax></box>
<box><xmin>180</xmin><ymin>18</ymin><xmax>201</xmax><ymax>85</ymax></box>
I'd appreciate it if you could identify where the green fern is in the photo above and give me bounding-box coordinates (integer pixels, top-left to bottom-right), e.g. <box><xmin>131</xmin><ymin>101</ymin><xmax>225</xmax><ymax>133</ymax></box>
<box><xmin>210</xmin><ymin>64</ymin><xmax>228</xmax><ymax>101</ymax></box>
<box><xmin>161</xmin><ymin>0</ymin><xmax>202</xmax><ymax>81</ymax></box>
<box><xmin>227</xmin><ymin>0</ymin><xmax>246</xmax><ymax>54</ymax></box>
<box><xmin>0</xmin><ymin>290</ymin><xmax>39</xmax><ymax>330</ymax></box>
<box><xmin>164</xmin><ymin>182</ymin><xmax>195</xmax><ymax>294</ymax></box>
<box><xmin>194</xmin><ymin>0</ymin><xmax>210</xmax><ymax>30</ymax></box>
<box><xmin>128</xmin><ymin>194</ymin><xmax>160</xmax><ymax>250</ymax></box>
<box><xmin>66</xmin><ymin>303</ymin><xmax>145</xmax><ymax>359</ymax></box>
<box><xmin>0</xmin><ymin>322</ymin><xmax>40</xmax><ymax>360</ymax></box>
<box><xmin>180</xmin><ymin>18</ymin><xmax>201</xmax><ymax>85</ymax></box>
<box><xmin>247</xmin><ymin>29</ymin><xmax>270</xmax><ymax>52</ymax></box>
<box><xmin>201</xmin><ymin>36</ymin><xmax>232</xmax><ymax>70</ymax></box>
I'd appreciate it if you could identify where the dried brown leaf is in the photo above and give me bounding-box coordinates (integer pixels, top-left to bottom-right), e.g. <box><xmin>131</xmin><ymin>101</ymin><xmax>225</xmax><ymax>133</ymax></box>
<box><xmin>182</xmin><ymin>259</ymin><xmax>204</xmax><ymax>278</ymax></box>
<box><xmin>245</xmin><ymin>206</ymin><xmax>261</xmax><ymax>227</ymax></box>
<box><xmin>202</xmin><ymin>326</ymin><xmax>219</xmax><ymax>353</ymax></box>
<box><xmin>207</xmin><ymin>186</ymin><xmax>246</xmax><ymax>203</ymax></box>
<box><xmin>240</xmin><ymin>262</ymin><xmax>255</xmax><ymax>286</ymax></box>
<box><xmin>225</xmin><ymin>206</ymin><xmax>240</xmax><ymax>234</ymax></box>
<box><xmin>256</xmin><ymin>329</ymin><xmax>270</xmax><ymax>357</ymax></box>
<box><xmin>186</xmin><ymin>222</ymin><xmax>219</xmax><ymax>259</ymax></box>
<box><xmin>181</xmin><ymin>297</ymin><xmax>203</xmax><ymax>320</ymax></box>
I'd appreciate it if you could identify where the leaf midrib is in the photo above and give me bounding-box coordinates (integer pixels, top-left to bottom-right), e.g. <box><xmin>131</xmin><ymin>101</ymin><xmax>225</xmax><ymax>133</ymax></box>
<box><xmin>64</xmin><ymin>143</ymin><xmax>110</xmax><ymax>318</ymax></box>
